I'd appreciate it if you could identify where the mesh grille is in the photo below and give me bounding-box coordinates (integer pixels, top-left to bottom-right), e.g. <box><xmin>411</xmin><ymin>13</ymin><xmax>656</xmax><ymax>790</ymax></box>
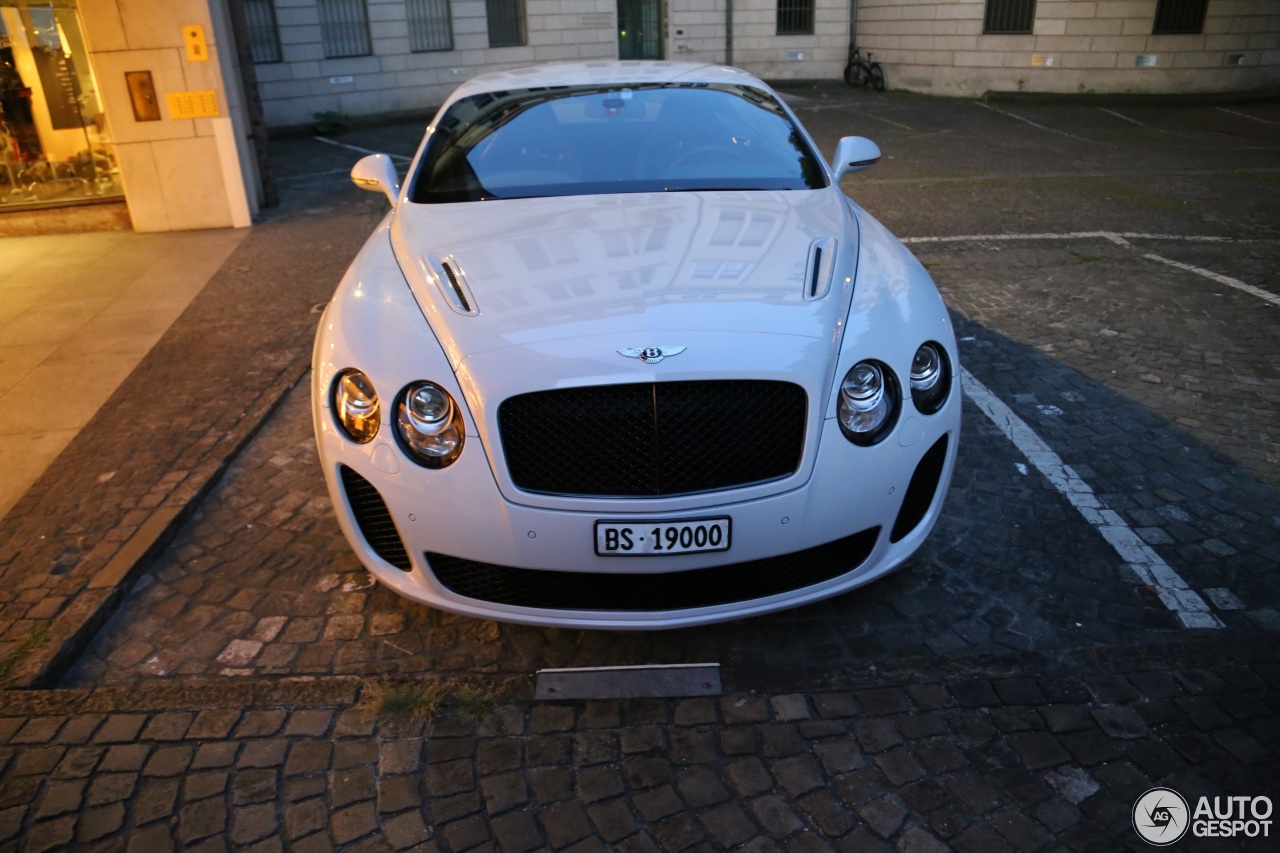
<box><xmin>498</xmin><ymin>381</ymin><xmax>807</xmax><ymax>497</ymax></box>
<box><xmin>340</xmin><ymin>465</ymin><xmax>411</xmax><ymax>571</ymax></box>
<box><xmin>890</xmin><ymin>434</ymin><xmax>949</xmax><ymax>543</ymax></box>
<box><xmin>428</xmin><ymin>527</ymin><xmax>880</xmax><ymax>611</ymax></box>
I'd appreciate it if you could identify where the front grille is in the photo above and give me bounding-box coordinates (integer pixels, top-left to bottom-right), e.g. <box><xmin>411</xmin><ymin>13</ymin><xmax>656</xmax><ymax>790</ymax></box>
<box><xmin>427</xmin><ymin>527</ymin><xmax>880</xmax><ymax>611</ymax></box>
<box><xmin>498</xmin><ymin>380</ymin><xmax>807</xmax><ymax>497</ymax></box>
<box><xmin>340</xmin><ymin>465</ymin><xmax>411</xmax><ymax>570</ymax></box>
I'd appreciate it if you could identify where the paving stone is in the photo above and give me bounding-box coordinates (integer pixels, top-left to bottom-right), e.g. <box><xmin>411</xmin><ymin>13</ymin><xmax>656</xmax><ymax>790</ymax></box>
<box><xmin>231</xmin><ymin>802</ymin><xmax>279</xmax><ymax>846</ymax></box>
<box><xmin>698</xmin><ymin>801</ymin><xmax>755</xmax><ymax>847</ymax></box>
<box><xmin>381</xmin><ymin>810</ymin><xmax>431</xmax><ymax>850</ymax></box>
<box><xmin>751</xmin><ymin>795</ymin><xmax>804</xmax><ymax>838</ymax></box>
<box><xmin>331</xmin><ymin>801</ymin><xmax>378</xmax><ymax>845</ymax></box>
<box><xmin>540</xmin><ymin>799</ymin><xmax>594</xmax><ymax>847</ymax></box>
<box><xmin>179</xmin><ymin>797</ymin><xmax>228</xmax><ymax>845</ymax></box>
<box><xmin>798</xmin><ymin>789</ymin><xmax>856</xmax><ymax>837</ymax></box>
<box><xmin>285</xmin><ymin>798</ymin><xmax>329</xmax><ymax>840</ymax></box>
<box><xmin>577</xmin><ymin>765</ymin><xmax>625</xmax><ymax>803</ymax></box>
<box><xmin>856</xmin><ymin>793</ymin><xmax>907</xmax><ymax>839</ymax></box>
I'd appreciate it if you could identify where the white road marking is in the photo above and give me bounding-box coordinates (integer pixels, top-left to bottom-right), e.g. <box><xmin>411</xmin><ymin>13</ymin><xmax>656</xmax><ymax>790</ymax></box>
<box><xmin>1141</xmin><ymin>252</ymin><xmax>1280</xmax><ymax>308</ymax></box>
<box><xmin>961</xmin><ymin>368</ymin><xmax>1223</xmax><ymax>629</ymax></box>
<box><xmin>904</xmin><ymin>231</ymin><xmax>1277</xmax><ymax>307</ymax></box>
<box><xmin>1098</xmin><ymin>107</ymin><xmax>1146</xmax><ymax>127</ymax></box>
<box><xmin>901</xmin><ymin>231</ymin><xmax>1232</xmax><ymax>245</ymax></box>
<box><xmin>313</xmin><ymin>135</ymin><xmax>413</xmax><ymax>162</ymax></box>
<box><xmin>1217</xmin><ymin>107</ymin><xmax>1280</xmax><ymax>127</ymax></box>
<box><xmin>976</xmin><ymin>102</ymin><xmax>1092</xmax><ymax>142</ymax></box>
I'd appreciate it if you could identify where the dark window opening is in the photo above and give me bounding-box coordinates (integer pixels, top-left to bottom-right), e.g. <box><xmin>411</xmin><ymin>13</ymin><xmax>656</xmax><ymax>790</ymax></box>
<box><xmin>1153</xmin><ymin>0</ymin><xmax>1209</xmax><ymax>34</ymax></box>
<box><xmin>983</xmin><ymin>0</ymin><xmax>1036</xmax><ymax>34</ymax></box>
<box><xmin>777</xmin><ymin>0</ymin><xmax>815</xmax><ymax>36</ymax></box>
<box><xmin>486</xmin><ymin>0</ymin><xmax>526</xmax><ymax>47</ymax></box>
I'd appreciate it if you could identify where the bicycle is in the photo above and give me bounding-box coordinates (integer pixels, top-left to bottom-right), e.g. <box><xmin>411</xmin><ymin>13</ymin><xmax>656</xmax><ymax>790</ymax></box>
<box><xmin>843</xmin><ymin>47</ymin><xmax>886</xmax><ymax>92</ymax></box>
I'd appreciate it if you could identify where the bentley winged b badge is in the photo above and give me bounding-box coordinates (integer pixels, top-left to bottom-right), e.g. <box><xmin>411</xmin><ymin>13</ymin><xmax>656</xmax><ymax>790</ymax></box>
<box><xmin>618</xmin><ymin>346</ymin><xmax>687</xmax><ymax>364</ymax></box>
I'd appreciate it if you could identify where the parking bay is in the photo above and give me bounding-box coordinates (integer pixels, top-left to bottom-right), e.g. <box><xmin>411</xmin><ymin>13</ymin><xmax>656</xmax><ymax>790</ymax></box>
<box><xmin>61</xmin><ymin>93</ymin><xmax>1280</xmax><ymax>691</ymax></box>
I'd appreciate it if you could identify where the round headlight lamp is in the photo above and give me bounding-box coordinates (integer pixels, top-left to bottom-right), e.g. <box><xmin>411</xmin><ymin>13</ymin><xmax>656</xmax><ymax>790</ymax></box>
<box><xmin>331</xmin><ymin>369</ymin><xmax>380</xmax><ymax>444</ymax></box>
<box><xmin>838</xmin><ymin>360</ymin><xmax>900</xmax><ymax>445</ymax></box>
<box><xmin>910</xmin><ymin>342</ymin><xmax>951</xmax><ymax>415</ymax></box>
<box><xmin>394</xmin><ymin>381</ymin><xmax>464</xmax><ymax>468</ymax></box>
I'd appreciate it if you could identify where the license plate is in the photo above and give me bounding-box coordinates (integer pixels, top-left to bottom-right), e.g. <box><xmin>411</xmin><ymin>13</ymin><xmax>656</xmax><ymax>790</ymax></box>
<box><xmin>595</xmin><ymin>517</ymin><xmax>731</xmax><ymax>556</ymax></box>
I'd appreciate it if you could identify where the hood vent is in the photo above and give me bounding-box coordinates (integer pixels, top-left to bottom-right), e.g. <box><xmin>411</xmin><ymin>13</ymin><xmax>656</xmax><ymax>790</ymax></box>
<box><xmin>803</xmin><ymin>237</ymin><xmax>837</xmax><ymax>301</ymax></box>
<box><xmin>423</xmin><ymin>253</ymin><xmax>478</xmax><ymax>316</ymax></box>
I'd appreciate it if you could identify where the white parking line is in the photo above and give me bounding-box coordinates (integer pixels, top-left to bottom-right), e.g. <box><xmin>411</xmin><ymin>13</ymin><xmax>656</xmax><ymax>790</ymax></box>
<box><xmin>901</xmin><ymin>231</ymin><xmax>1232</xmax><ymax>245</ymax></box>
<box><xmin>1098</xmin><ymin>107</ymin><xmax>1146</xmax><ymax>127</ymax></box>
<box><xmin>313</xmin><ymin>135</ymin><xmax>413</xmax><ymax>162</ymax></box>
<box><xmin>1141</xmin><ymin>252</ymin><xmax>1280</xmax><ymax>308</ymax></box>
<box><xmin>1217</xmin><ymin>107</ymin><xmax>1280</xmax><ymax>127</ymax></box>
<box><xmin>961</xmin><ymin>369</ymin><xmax>1224</xmax><ymax>629</ymax></box>
<box><xmin>975</xmin><ymin>102</ymin><xmax>1091</xmax><ymax>142</ymax></box>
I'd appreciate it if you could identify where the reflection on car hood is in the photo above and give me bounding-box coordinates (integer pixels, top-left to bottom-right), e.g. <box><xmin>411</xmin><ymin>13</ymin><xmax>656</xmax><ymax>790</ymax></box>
<box><xmin>388</xmin><ymin>189</ymin><xmax>855</xmax><ymax>369</ymax></box>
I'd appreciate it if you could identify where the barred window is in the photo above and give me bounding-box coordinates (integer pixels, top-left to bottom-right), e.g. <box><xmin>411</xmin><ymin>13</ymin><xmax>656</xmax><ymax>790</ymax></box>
<box><xmin>318</xmin><ymin>0</ymin><xmax>372</xmax><ymax>58</ymax></box>
<box><xmin>777</xmin><ymin>0</ymin><xmax>815</xmax><ymax>36</ymax></box>
<box><xmin>408</xmin><ymin>0</ymin><xmax>454</xmax><ymax>52</ymax></box>
<box><xmin>243</xmin><ymin>0</ymin><xmax>282</xmax><ymax>63</ymax></box>
<box><xmin>486</xmin><ymin>0</ymin><xmax>526</xmax><ymax>47</ymax></box>
<box><xmin>983</xmin><ymin>0</ymin><xmax>1036</xmax><ymax>35</ymax></box>
<box><xmin>1153</xmin><ymin>0</ymin><xmax>1208</xmax><ymax>34</ymax></box>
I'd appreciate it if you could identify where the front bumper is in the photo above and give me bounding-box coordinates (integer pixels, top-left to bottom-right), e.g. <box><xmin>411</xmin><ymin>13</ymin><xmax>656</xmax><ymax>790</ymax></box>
<box><xmin>316</xmin><ymin>408</ymin><xmax>958</xmax><ymax>629</ymax></box>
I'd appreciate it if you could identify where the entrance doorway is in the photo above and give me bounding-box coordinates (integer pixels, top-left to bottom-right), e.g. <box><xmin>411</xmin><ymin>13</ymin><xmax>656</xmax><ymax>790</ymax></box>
<box><xmin>617</xmin><ymin>0</ymin><xmax>663</xmax><ymax>60</ymax></box>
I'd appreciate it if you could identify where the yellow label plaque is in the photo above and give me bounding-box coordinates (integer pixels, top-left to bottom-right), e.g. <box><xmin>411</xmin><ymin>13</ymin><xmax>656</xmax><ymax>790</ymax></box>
<box><xmin>183</xmin><ymin>25</ymin><xmax>209</xmax><ymax>61</ymax></box>
<box><xmin>166</xmin><ymin>89</ymin><xmax>220</xmax><ymax>119</ymax></box>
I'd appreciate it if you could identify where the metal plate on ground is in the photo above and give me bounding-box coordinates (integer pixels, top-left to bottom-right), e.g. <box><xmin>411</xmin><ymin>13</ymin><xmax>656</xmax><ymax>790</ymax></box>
<box><xmin>535</xmin><ymin>663</ymin><xmax>721</xmax><ymax>700</ymax></box>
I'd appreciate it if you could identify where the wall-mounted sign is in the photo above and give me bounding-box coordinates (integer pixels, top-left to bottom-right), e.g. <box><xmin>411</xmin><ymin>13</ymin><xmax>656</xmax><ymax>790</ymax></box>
<box><xmin>166</xmin><ymin>89</ymin><xmax>220</xmax><ymax>119</ymax></box>
<box><xmin>125</xmin><ymin>70</ymin><xmax>161</xmax><ymax>121</ymax></box>
<box><xmin>183</xmin><ymin>25</ymin><xmax>209</xmax><ymax>62</ymax></box>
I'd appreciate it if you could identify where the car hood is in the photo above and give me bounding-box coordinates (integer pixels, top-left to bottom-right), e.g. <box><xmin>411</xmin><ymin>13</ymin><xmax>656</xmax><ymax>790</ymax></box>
<box><xmin>388</xmin><ymin>189</ymin><xmax>856</xmax><ymax>375</ymax></box>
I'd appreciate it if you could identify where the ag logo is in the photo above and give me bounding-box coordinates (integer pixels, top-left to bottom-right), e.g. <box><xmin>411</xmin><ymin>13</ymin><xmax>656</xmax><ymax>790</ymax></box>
<box><xmin>618</xmin><ymin>346</ymin><xmax>686</xmax><ymax>365</ymax></box>
<box><xmin>1133</xmin><ymin>787</ymin><xmax>1190</xmax><ymax>845</ymax></box>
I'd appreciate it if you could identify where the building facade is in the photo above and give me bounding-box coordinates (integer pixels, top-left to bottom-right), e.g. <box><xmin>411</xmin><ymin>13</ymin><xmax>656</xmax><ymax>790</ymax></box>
<box><xmin>1</xmin><ymin>0</ymin><xmax>1277</xmax><ymax>234</ymax></box>
<box><xmin>857</xmin><ymin>0</ymin><xmax>1280</xmax><ymax>97</ymax></box>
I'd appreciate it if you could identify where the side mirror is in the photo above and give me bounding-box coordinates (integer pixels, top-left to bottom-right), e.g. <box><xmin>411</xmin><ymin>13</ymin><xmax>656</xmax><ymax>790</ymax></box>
<box><xmin>351</xmin><ymin>153</ymin><xmax>400</xmax><ymax>205</ymax></box>
<box><xmin>831</xmin><ymin>137</ymin><xmax>881</xmax><ymax>180</ymax></box>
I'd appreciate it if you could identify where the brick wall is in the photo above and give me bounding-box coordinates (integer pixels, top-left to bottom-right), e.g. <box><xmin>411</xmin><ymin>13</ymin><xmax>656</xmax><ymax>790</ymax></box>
<box><xmin>857</xmin><ymin>0</ymin><xmax>1280</xmax><ymax>96</ymax></box>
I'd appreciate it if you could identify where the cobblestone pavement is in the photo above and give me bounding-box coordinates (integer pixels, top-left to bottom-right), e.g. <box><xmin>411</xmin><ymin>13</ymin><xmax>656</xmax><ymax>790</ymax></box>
<box><xmin>2</xmin><ymin>85</ymin><xmax>1279</xmax><ymax>850</ymax></box>
<box><xmin>6</xmin><ymin>644</ymin><xmax>1280</xmax><ymax>852</ymax></box>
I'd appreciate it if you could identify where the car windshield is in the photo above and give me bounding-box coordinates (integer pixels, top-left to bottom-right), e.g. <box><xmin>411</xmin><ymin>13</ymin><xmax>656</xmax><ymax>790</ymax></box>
<box><xmin>409</xmin><ymin>83</ymin><xmax>827</xmax><ymax>203</ymax></box>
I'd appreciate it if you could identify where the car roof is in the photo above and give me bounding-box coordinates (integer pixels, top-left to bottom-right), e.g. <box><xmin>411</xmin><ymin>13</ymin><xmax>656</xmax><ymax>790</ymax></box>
<box><xmin>447</xmin><ymin>61</ymin><xmax>769</xmax><ymax>101</ymax></box>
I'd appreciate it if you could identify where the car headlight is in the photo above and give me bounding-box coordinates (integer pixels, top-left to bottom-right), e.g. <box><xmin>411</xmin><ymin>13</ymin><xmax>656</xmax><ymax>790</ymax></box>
<box><xmin>331</xmin><ymin>369</ymin><xmax>380</xmax><ymax>443</ymax></box>
<box><xmin>910</xmin><ymin>342</ymin><xmax>951</xmax><ymax>415</ymax></box>
<box><xmin>394</xmin><ymin>381</ymin><xmax>464</xmax><ymax>468</ymax></box>
<box><xmin>838</xmin><ymin>360</ymin><xmax>900</xmax><ymax>445</ymax></box>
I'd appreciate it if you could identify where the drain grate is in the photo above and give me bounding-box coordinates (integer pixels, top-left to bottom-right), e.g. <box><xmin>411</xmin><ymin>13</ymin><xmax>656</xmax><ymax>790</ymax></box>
<box><xmin>535</xmin><ymin>663</ymin><xmax>721</xmax><ymax>700</ymax></box>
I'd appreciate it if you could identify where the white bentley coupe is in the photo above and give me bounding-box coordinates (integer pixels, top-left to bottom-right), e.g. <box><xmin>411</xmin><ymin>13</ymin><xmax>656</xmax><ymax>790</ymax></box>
<box><xmin>312</xmin><ymin>61</ymin><xmax>960</xmax><ymax>629</ymax></box>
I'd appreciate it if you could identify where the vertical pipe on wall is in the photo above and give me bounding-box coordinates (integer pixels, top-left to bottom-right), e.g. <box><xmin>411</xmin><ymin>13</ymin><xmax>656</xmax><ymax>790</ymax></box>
<box><xmin>725</xmin><ymin>0</ymin><xmax>733</xmax><ymax>67</ymax></box>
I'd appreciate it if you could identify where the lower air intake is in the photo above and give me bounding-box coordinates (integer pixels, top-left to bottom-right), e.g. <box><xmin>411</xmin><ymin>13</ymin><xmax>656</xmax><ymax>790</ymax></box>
<box><xmin>340</xmin><ymin>465</ymin><xmax>411</xmax><ymax>571</ymax></box>
<box><xmin>427</xmin><ymin>528</ymin><xmax>880</xmax><ymax>611</ymax></box>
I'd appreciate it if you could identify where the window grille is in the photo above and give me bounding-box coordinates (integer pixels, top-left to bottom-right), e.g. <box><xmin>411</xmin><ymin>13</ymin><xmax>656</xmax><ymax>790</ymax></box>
<box><xmin>407</xmin><ymin>0</ymin><xmax>454</xmax><ymax>52</ymax></box>
<box><xmin>486</xmin><ymin>0</ymin><xmax>526</xmax><ymax>47</ymax></box>
<box><xmin>777</xmin><ymin>0</ymin><xmax>815</xmax><ymax>36</ymax></box>
<box><xmin>983</xmin><ymin>0</ymin><xmax>1036</xmax><ymax>34</ymax></box>
<box><xmin>318</xmin><ymin>0</ymin><xmax>372</xmax><ymax>58</ymax></box>
<box><xmin>1153</xmin><ymin>0</ymin><xmax>1208</xmax><ymax>34</ymax></box>
<box><xmin>243</xmin><ymin>0</ymin><xmax>282</xmax><ymax>63</ymax></box>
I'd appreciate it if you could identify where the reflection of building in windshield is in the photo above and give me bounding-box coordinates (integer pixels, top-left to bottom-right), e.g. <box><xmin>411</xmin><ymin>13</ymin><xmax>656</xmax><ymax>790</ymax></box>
<box><xmin>412</xmin><ymin>84</ymin><xmax>824</xmax><ymax>203</ymax></box>
<box><xmin>0</xmin><ymin>4</ymin><xmax>122</xmax><ymax>211</ymax></box>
